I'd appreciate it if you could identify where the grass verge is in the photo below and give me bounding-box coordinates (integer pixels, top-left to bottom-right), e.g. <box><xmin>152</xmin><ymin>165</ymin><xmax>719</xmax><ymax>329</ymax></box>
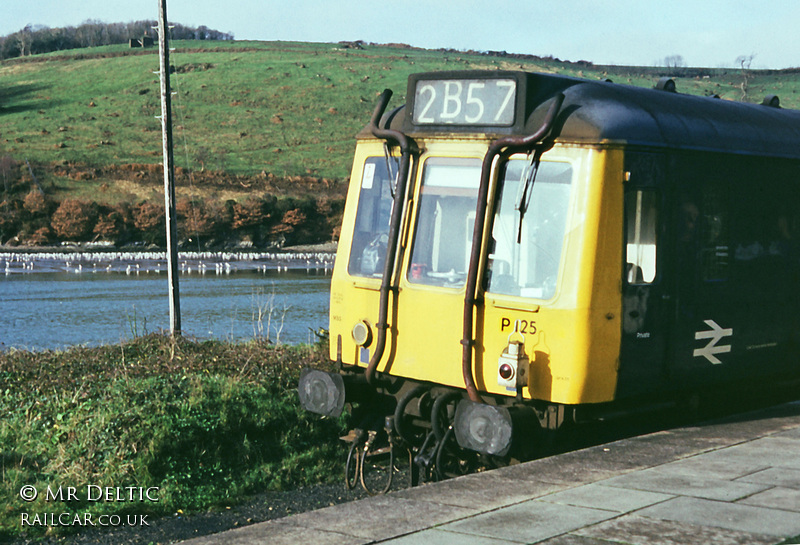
<box><xmin>0</xmin><ymin>334</ymin><xmax>345</xmax><ymax>540</ymax></box>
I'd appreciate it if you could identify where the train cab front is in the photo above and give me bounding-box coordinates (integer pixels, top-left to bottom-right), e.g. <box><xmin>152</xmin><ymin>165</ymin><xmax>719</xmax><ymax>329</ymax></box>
<box><xmin>301</xmin><ymin>71</ymin><xmax>626</xmax><ymax>472</ymax></box>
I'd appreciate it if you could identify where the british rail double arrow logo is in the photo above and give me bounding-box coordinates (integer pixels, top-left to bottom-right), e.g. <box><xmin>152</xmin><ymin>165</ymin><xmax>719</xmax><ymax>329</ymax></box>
<box><xmin>693</xmin><ymin>319</ymin><xmax>733</xmax><ymax>364</ymax></box>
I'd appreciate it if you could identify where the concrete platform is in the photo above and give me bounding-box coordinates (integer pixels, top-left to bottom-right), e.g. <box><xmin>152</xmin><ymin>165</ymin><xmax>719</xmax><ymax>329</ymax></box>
<box><xmin>179</xmin><ymin>401</ymin><xmax>800</xmax><ymax>545</ymax></box>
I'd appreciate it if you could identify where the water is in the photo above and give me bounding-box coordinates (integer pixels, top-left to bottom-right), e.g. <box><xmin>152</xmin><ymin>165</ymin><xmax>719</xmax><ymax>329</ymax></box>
<box><xmin>0</xmin><ymin>252</ymin><xmax>333</xmax><ymax>351</ymax></box>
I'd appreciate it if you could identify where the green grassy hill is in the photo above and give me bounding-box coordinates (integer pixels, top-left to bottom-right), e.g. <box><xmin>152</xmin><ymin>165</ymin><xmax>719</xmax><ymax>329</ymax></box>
<box><xmin>5</xmin><ymin>40</ymin><xmax>799</xmax><ymax>178</ymax></box>
<box><xmin>1</xmin><ymin>40</ymin><xmax>799</xmax><ymax>247</ymax></box>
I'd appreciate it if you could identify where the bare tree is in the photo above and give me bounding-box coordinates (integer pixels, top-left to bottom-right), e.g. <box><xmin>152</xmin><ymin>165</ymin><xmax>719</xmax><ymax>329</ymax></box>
<box><xmin>0</xmin><ymin>156</ymin><xmax>16</xmax><ymax>196</ymax></box>
<box><xmin>659</xmin><ymin>54</ymin><xmax>687</xmax><ymax>77</ymax></box>
<box><xmin>736</xmin><ymin>54</ymin><xmax>756</xmax><ymax>100</ymax></box>
<box><xmin>663</xmin><ymin>54</ymin><xmax>686</xmax><ymax>68</ymax></box>
<box><xmin>16</xmin><ymin>24</ymin><xmax>32</xmax><ymax>56</ymax></box>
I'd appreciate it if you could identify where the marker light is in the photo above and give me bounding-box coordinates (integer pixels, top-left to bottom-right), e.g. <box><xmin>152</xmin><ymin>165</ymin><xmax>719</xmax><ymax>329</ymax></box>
<box><xmin>352</xmin><ymin>321</ymin><xmax>372</xmax><ymax>347</ymax></box>
<box><xmin>498</xmin><ymin>363</ymin><xmax>515</xmax><ymax>381</ymax></box>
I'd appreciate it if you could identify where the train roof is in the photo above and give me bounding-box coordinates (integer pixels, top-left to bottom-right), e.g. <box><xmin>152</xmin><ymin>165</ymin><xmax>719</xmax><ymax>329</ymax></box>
<box><xmin>366</xmin><ymin>71</ymin><xmax>800</xmax><ymax>159</ymax></box>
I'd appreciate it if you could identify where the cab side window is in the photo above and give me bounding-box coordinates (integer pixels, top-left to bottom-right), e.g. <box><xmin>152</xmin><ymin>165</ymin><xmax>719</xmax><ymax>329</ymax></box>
<box><xmin>348</xmin><ymin>157</ymin><xmax>394</xmax><ymax>277</ymax></box>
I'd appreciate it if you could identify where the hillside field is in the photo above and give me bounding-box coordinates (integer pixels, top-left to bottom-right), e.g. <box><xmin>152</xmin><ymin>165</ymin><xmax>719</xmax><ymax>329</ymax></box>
<box><xmin>1</xmin><ymin>40</ymin><xmax>799</xmax><ymax>247</ymax></box>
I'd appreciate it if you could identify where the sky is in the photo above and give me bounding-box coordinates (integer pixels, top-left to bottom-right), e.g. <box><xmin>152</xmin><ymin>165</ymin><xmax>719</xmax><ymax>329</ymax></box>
<box><xmin>2</xmin><ymin>0</ymin><xmax>799</xmax><ymax>69</ymax></box>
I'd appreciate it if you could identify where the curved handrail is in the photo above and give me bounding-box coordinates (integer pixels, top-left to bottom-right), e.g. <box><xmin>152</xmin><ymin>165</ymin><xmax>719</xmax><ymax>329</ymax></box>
<box><xmin>365</xmin><ymin>90</ymin><xmax>416</xmax><ymax>385</ymax></box>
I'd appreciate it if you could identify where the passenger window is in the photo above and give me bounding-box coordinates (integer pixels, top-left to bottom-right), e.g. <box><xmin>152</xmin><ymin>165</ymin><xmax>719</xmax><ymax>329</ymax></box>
<box><xmin>625</xmin><ymin>190</ymin><xmax>658</xmax><ymax>284</ymax></box>
<box><xmin>348</xmin><ymin>157</ymin><xmax>395</xmax><ymax>277</ymax></box>
<box><xmin>407</xmin><ymin>157</ymin><xmax>482</xmax><ymax>288</ymax></box>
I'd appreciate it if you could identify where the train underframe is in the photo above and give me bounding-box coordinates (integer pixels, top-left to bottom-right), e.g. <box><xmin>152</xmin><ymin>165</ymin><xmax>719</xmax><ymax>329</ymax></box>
<box><xmin>299</xmin><ymin>367</ymin><xmax>578</xmax><ymax>493</ymax></box>
<box><xmin>299</xmin><ymin>365</ymin><xmax>800</xmax><ymax>494</ymax></box>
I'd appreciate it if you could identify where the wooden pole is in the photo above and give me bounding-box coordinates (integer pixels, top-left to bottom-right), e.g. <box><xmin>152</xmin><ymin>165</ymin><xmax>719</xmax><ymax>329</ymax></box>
<box><xmin>157</xmin><ymin>0</ymin><xmax>181</xmax><ymax>336</ymax></box>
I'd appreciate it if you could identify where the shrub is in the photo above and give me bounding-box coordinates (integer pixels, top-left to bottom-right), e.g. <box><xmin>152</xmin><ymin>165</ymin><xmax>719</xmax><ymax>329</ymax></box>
<box><xmin>132</xmin><ymin>201</ymin><xmax>165</xmax><ymax>244</ymax></box>
<box><xmin>177</xmin><ymin>198</ymin><xmax>231</xmax><ymax>240</ymax></box>
<box><xmin>92</xmin><ymin>209</ymin><xmax>124</xmax><ymax>241</ymax></box>
<box><xmin>50</xmin><ymin>198</ymin><xmax>97</xmax><ymax>240</ymax></box>
<box><xmin>22</xmin><ymin>190</ymin><xmax>49</xmax><ymax>217</ymax></box>
<box><xmin>28</xmin><ymin>226</ymin><xmax>52</xmax><ymax>244</ymax></box>
<box><xmin>231</xmin><ymin>198</ymin><xmax>267</xmax><ymax>230</ymax></box>
<box><xmin>270</xmin><ymin>208</ymin><xmax>307</xmax><ymax>243</ymax></box>
<box><xmin>0</xmin><ymin>199</ymin><xmax>22</xmax><ymax>242</ymax></box>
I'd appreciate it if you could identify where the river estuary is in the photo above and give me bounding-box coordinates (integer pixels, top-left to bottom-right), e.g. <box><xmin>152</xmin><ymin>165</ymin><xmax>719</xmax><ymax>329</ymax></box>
<box><xmin>0</xmin><ymin>251</ymin><xmax>333</xmax><ymax>351</ymax></box>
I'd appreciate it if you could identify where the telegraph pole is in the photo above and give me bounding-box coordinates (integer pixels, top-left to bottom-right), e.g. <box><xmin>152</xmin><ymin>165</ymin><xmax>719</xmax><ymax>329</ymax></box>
<box><xmin>157</xmin><ymin>0</ymin><xmax>181</xmax><ymax>336</ymax></box>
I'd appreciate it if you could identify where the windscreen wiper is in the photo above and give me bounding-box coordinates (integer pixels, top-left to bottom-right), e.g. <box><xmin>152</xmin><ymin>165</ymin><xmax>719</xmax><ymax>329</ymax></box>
<box><xmin>516</xmin><ymin>146</ymin><xmax>544</xmax><ymax>244</ymax></box>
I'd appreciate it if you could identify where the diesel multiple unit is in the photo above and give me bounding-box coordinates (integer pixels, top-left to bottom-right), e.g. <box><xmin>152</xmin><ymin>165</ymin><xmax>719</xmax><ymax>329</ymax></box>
<box><xmin>299</xmin><ymin>70</ymin><xmax>800</xmax><ymax>482</ymax></box>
